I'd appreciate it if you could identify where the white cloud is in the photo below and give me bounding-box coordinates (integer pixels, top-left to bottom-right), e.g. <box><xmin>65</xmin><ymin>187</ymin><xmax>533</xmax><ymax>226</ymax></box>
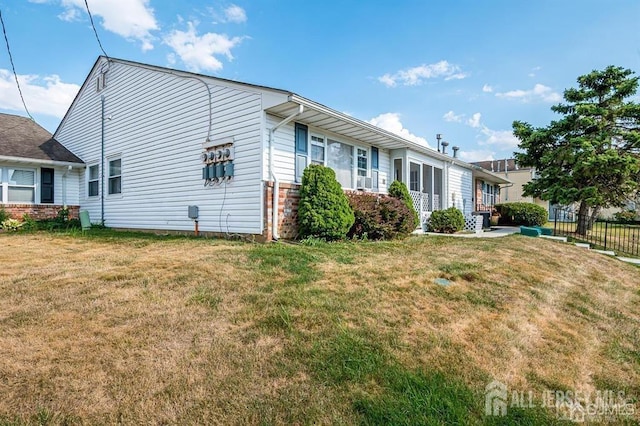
<box><xmin>482</xmin><ymin>84</ymin><xmax>493</xmax><ymax>93</ymax></box>
<box><xmin>34</xmin><ymin>0</ymin><xmax>158</xmax><ymax>51</ymax></box>
<box><xmin>224</xmin><ymin>5</ymin><xmax>247</xmax><ymax>23</ymax></box>
<box><xmin>478</xmin><ymin>126</ymin><xmax>519</xmax><ymax>149</ymax></box>
<box><xmin>163</xmin><ymin>21</ymin><xmax>244</xmax><ymax>72</ymax></box>
<box><xmin>467</xmin><ymin>112</ymin><xmax>482</xmax><ymax>128</ymax></box>
<box><xmin>496</xmin><ymin>83</ymin><xmax>562</xmax><ymax>103</ymax></box>
<box><xmin>443</xmin><ymin>110</ymin><xmax>463</xmax><ymax>123</ymax></box>
<box><xmin>378</xmin><ymin>60</ymin><xmax>467</xmax><ymax>87</ymax></box>
<box><xmin>369</xmin><ymin>112</ymin><xmax>430</xmax><ymax>147</ymax></box>
<box><xmin>0</xmin><ymin>70</ymin><xmax>79</xmax><ymax>118</ymax></box>
<box><xmin>57</xmin><ymin>7</ymin><xmax>80</xmax><ymax>22</ymax></box>
<box><xmin>459</xmin><ymin>149</ymin><xmax>496</xmax><ymax>162</ymax></box>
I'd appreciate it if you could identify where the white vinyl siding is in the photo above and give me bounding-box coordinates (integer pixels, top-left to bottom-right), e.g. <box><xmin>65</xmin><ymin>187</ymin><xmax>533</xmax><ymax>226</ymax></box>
<box><xmin>56</xmin><ymin>58</ymin><xmax>266</xmax><ymax>234</ymax></box>
<box><xmin>448</xmin><ymin>163</ymin><xmax>473</xmax><ymax>216</ymax></box>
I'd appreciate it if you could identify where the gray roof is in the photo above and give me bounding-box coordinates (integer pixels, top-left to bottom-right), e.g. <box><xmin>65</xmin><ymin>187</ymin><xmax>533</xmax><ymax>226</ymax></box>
<box><xmin>0</xmin><ymin>113</ymin><xmax>83</xmax><ymax>164</ymax></box>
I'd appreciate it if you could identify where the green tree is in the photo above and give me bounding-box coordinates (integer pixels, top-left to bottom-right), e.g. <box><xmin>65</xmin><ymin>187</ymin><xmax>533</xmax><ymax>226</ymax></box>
<box><xmin>298</xmin><ymin>164</ymin><xmax>355</xmax><ymax>240</ymax></box>
<box><xmin>388</xmin><ymin>180</ymin><xmax>419</xmax><ymax>226</ymax></box>
<box><xmin>513</xmin><ymin>66</ymin><xmax>640</xmax><ymax>234</ymax></box>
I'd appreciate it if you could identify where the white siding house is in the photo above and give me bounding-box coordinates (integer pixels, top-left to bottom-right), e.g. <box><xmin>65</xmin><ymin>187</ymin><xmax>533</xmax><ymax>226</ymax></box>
<box><xmin>54</xmin><ymin>56</ymin><xmax>497</xmax><ymax>239</ymax></box>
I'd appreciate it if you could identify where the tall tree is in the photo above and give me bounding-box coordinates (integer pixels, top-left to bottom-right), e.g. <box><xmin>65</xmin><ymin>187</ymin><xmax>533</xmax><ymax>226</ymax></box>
<box><xmin>513</xmin><ymin>66</ymin><xmax>640</xmax><ymax>234</ymax></box>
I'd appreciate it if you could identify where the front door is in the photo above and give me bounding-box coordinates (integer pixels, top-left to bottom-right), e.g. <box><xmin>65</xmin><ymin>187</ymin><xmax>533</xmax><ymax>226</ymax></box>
<box><xmin>41</xmin><ymin>168</ymin><xmax>54</xmax><ymax>204</ymax></box>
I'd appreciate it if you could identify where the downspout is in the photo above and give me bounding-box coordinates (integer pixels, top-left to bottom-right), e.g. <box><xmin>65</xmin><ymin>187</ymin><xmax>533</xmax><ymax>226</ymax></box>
<box><xmin>62</xmin><ymin>165</ymin><xmax>71</xmax><ymax>208</ymax></box>
<box><xmin>100</xmin><ymin>95</ymin><xmax>105</xmax><ymax>225</ymax></box>
<box><xmin>268</xmin><ymin>104</ymin><xmax>304</xmax><ymax>241</ymax></box>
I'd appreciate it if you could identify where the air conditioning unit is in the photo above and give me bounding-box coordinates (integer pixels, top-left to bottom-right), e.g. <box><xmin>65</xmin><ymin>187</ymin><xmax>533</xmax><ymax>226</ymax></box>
<box><xmin>356</xmin><ymin>176</ymin><xmax>373</xmax><ymax>190</ymax></box>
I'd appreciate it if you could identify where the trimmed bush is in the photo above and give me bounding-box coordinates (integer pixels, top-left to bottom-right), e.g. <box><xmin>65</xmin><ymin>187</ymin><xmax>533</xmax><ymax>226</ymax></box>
<box><xmin>298</xmin><ymin>164</ymin><xmax>355</xmax><ymax>241</ymax></box>
<box><xmin>613</xmin><ymin>209</ymin><xmax>638</xmax><ymax>223</ymax></box>
<box><xmin>495</xmin><ymin>202</ymin><xmax>547</xmax><ymax>226</ymax></box>
<box><xmin>389</xmin><ymin>180</ymin><xmax>419</xmax><ymax>225</ymax></box>
<box><xmin>428</xmin><ymin>207</ymin><xmax>464</xmax><ymax>234</ymax></box>
<box><xmin>347</xmin><ymin>193</ymin><xmax>417</xmax><ymax>240</ymax></box>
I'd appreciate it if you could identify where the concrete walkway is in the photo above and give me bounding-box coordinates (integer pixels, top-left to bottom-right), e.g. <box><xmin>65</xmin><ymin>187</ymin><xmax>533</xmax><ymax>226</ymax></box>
<box><xmin>413</xmin><ymin>226</ymin><xmax>520</xmax><ymax>238</ymax></box>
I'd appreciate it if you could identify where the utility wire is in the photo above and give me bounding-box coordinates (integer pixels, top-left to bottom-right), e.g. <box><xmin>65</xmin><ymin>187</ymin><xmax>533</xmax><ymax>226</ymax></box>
<box><xmin>0</xmin><ymin>9</ymin><xmax>33</xmax><ymax>121</ymax></box>
<box><xmin>84</xmin><ymin>0</ymin><xmax>109</xmax><ymax>59</ymax></box>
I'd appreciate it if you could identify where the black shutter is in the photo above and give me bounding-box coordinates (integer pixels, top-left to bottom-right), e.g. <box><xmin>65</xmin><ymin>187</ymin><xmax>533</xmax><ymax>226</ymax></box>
<box><xmin>41</xmin><ymin>168</ymin><xmax>54</xmax><ymax>204</ymax></box>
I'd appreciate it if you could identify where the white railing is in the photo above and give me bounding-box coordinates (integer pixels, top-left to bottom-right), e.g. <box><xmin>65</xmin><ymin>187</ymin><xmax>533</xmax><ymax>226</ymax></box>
<box><xmin>409</xmin><ymin>190</ymin><xmax>432</xmax><ymax>213</ymax></box>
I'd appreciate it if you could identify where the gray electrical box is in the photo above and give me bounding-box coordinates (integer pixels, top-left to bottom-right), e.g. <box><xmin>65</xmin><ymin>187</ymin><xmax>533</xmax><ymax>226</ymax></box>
<box><xmin>188</xmin><ymin>205</ymin><xmax>199</xmax><ymax>219</ymax></box>
<box><xmin>224</xmin><ymin>161</ymin><xmax>234</xmax><ymax>177</ymax></box>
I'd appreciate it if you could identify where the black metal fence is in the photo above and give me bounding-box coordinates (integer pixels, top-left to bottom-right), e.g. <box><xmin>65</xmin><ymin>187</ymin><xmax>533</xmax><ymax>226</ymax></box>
<box><xmin>553</xmin><ymin>209</ymin><xmax>640</xmax><ymax>257</ymax></box>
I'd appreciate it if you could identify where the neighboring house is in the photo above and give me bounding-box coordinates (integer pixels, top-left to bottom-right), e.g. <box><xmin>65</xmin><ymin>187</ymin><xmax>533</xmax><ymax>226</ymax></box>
<box><xmin>54</xmin><ymin>56</ymin><xmax>507</xmax><ymax>240</ymax></box>
<box><xmin>472</xmin><ymin>158</ymin><xmax>547</xmax><ymax>211</ymax></box>
<box><xmin>0</xmin><ymin>113</ymin><xmax>83</xmax><ymax>219</ymax></box>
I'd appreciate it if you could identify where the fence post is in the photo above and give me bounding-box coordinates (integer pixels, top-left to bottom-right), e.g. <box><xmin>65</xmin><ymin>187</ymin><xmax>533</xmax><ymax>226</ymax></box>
<box><xmin>553</xmin><ymin>208</ymin><xmax>558</xmax><ymax>236</ymax></box>
<box><xmin>604</xmin><ymin>221</ymin><xmax>608</xmax><ymax>251</ymax></box>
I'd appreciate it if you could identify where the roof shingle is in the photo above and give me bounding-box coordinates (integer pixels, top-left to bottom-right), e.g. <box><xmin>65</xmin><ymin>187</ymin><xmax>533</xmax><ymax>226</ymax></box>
<box><xmin>0</xmin><ymin>113</ymin><xmax>83</xmax><ymax>164</ymax></box>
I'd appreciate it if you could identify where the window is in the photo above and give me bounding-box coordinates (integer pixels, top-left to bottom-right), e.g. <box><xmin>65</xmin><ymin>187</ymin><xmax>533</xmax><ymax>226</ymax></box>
<box><xmin>357</xmin><ymin>148</ymin><xmax>368</xmax><ymax>177</ymax></box>
<box><xmin>8</xmin><ymin>168</ymin><xmax>35</xmax><ymax>203</ymax></box>
<box><xmin>294</xmin><ymin>123</ymin><xmax>308</xmax><ymax>182</ymax></box>
<box><xmin>0</xmin><ymin>167</ymin><xmax>3</xmax><ymax>202</ymax></box>
<box><xmin>108</xmin><ymin>158</ymin><xmax>121</xmax><ymax>195</ymax></box>
<box><xmin>88</xmin><ymin>164</ymin><xmax>99</xmax><ymax>197</ymax></box>
<box><xmin>409</xmin><ymin>162</ymin><xmax>420</xmax><ymax>192</ymax></box>
<box><xmin>310</xmin><ymin>135</ymin><xmax>325</xmax><ymax>165</ymax></box>
<box><xmin>394</xmin><ymin>159</ymin><xmax>403</xmax><ymax>182</ymax></box>
<box><xmin>327</xmin><ymin>139</ymin><xmax>353</xmax><ymax>188</ymax></box>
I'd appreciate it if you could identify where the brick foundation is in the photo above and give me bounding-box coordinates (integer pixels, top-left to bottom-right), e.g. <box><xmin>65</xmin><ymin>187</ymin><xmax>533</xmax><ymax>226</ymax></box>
<box><xmin>264</xmin><ymin>182</ymin><xmax>301</xmax><ymax>241</ymax></box>
<box><xmin>1</xmin><ymin>204</ymin><xmax>80</xmax><ymax>221</ymax></box>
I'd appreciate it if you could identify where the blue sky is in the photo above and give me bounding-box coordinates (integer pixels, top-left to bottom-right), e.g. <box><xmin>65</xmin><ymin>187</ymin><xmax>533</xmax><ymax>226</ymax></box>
<box><xmin>0</xmin><ymin>0</ymin><xmax>639</xmax><ymax>162</ymax></box>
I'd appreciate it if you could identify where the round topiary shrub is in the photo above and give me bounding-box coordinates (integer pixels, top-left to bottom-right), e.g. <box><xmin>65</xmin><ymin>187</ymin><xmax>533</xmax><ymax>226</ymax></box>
<box><xmin>428</xmin><ymin>207</ymin><xmax>465</xmax><ymax>234</ymax></box>
<box><xmin>347</xmin><ymin>193</ymin><xmax>417</xmax><ymax>240</ymax></box>
<box><xmin>298</xmin><ymin>164</ymin><xmax>355</xmax><ymax>241</ymax></box>
<box><xmin>388</xmin><ymin>180</ymin><xmax>419</xmax><ymax>226</ymax></box>
<box><xmin>494</xmin><ymin>202</ymin><xmax>547</xmax><ymax>226</ymax></box>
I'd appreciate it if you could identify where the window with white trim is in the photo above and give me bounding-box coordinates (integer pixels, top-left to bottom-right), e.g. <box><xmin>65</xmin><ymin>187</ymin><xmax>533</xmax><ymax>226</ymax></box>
<box><xmin>327</xmin><ymin>139</ymin><xmax>353</xmax><ymax>188</ymax></box>
<box><xmin>108</xmin><ymin>158</ymin><xmax>121</xmax><ymax>195</ymax></box>
<box><xmin>88</xmin><ymin>164</ymin><xmax>99</xmax><ymax>197</ymax></box>
<box><xmin>357</xmin><ymin>148</ymin><xmax>368</xmax><ymax>177</ymax></box>
<box><xmin>7</xmin><ymin>168</ymin><xmax>35</xmax><ymax>203</ymax></box>
<box><xmin>310</xmin><ymin>135</ymin><xmax>325</xmax><ymax>165</ymax></box>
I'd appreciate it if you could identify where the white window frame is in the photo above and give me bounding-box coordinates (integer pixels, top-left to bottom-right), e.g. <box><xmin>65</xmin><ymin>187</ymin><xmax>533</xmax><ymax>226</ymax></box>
<box><xmin>87</xmin><ymin>163</ymin><xmax>100</xmax><ymax>198</ymax></box>
<box><xmin>302</xmin><ymin>130</ymin><xmax>373</xmax><ymax>190</ymax></box>
<box><xmin>6</xmin><ymin>167</ymin><xmax>36</xmax><ymax>204</ymax></box>
<box><xmin>310</xmin><ymin>134</ymin><xmax>325</xmax><ymax>165</ymax></box>
<box><xmin>107</xmin><ymin>157</ymin><xmax>122</xmax><ymax>196</ymax></box>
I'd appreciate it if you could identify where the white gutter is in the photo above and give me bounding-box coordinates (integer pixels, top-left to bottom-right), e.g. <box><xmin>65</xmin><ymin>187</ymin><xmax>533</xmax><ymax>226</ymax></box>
<box><xmin>0</xmin><ymin>155</ymin><xmax>84</xmax><ymax>168</ymax></box>
<box><xmin>268</xmin><ymin>104</ymin><xmax>304</xmax><ymax>240</ymax></box>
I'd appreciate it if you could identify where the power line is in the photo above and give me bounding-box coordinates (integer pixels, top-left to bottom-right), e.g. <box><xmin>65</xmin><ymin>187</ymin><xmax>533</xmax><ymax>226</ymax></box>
<box><xmin>84</xmin><ymin>0</ymin><xmax>109</xmax><ymax>59</ymax></box>
<box><xmin>0</xmin><ymin>9</ymin><xmax>33</xmax><ymax>121</ymax></box>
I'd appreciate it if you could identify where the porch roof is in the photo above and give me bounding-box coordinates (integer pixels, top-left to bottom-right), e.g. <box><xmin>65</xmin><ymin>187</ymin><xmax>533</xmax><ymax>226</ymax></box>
<box><xmin>266</xmin><ymin>94</ymin><xmax>475</xmax><ymax>170</ymax></box>
<box><xmin>470</xmin><ymin>165</ymin><xmax>511</xmax><ymax>185</ymax></box>
<box><xmin>0</xmin><ymin>113</ymin><xmax>84</xmax><ymax>165</ymax></box>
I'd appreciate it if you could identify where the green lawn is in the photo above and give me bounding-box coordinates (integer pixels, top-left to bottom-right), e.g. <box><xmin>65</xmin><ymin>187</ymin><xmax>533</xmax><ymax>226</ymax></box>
<box><xmin>0</xmin><ymin>230</ymin><xmax>638</xmax><ymax>424</ymax></box>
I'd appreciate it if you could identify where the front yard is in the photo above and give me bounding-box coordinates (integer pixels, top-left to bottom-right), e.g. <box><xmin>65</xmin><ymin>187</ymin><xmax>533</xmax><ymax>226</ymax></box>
<box><xmin>1</xmin><ymin>231</ymin><xmax>639</xmax><ymax>424</ymax></box>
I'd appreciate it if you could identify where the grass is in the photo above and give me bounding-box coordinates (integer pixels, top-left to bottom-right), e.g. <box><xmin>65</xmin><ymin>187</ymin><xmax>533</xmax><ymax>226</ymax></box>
<box><xmin>0</xmin><ymin>230</ymin><xmax>639</xmax><ymax>424</ymax></box>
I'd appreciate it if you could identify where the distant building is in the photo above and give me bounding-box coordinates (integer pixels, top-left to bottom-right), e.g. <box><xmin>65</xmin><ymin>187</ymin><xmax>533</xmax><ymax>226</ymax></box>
<box><xmin>471</xmin><ymin>158</ymin><xmax>548</xmax><ymax>211</ymax></box>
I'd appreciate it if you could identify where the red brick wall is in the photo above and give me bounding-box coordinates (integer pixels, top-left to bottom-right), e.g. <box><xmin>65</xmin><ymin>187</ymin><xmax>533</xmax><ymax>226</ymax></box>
<box><xmin>264</xmin><ymin>182</ymin><xmax>300</xmax><ymax>241</ymax></box>
<box><xmin>2</xmin><ymin>204</ymin><xmax>80</xmax><ymax>221</ymax></box>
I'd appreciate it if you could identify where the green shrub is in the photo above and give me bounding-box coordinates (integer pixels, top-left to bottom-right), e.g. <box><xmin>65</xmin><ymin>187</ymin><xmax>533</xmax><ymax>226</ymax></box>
<box><xmin>389</xmin><ymin>180</ymin><xmax>419</xmax><ymax>225</ymax></box>
<box><xmin>428</xmin><ymin>207</ymin><xmax>464</xmax><ymax>234</ymax></box>
<box><xmin>347</xmin><ymin>193</ymin><xmax>417</xmax><ymax>240</ymax></box>
<box><xmin>0</xmin><ymin>206</ymin><xmax>9</xmax><ymax>224</ymax></box>
<box><xmin>495</xmin><ymin>202</ymin><xmax>547</xmax><ymax>226</ymax></box>
<box><xmin>1</xmin><ymin>218</ymin><xmax>23</xmax><ymax>231</ymax></box>
<box><xmin>613</xmin><ymin>209</ymin><xmax>638</xmax><ymax>223</ymax></box>
<box><xmin>298</xmin><ymin>164</ymin><xmax>355</xmax><ymax>241</ymax></box>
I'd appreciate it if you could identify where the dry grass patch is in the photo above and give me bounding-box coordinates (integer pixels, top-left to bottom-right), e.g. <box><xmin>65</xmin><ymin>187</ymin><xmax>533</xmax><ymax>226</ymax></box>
<box><xmin>0</xmin><ymin>231</ymin><xmax>638</xmax><ymax>424</ymax></box>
